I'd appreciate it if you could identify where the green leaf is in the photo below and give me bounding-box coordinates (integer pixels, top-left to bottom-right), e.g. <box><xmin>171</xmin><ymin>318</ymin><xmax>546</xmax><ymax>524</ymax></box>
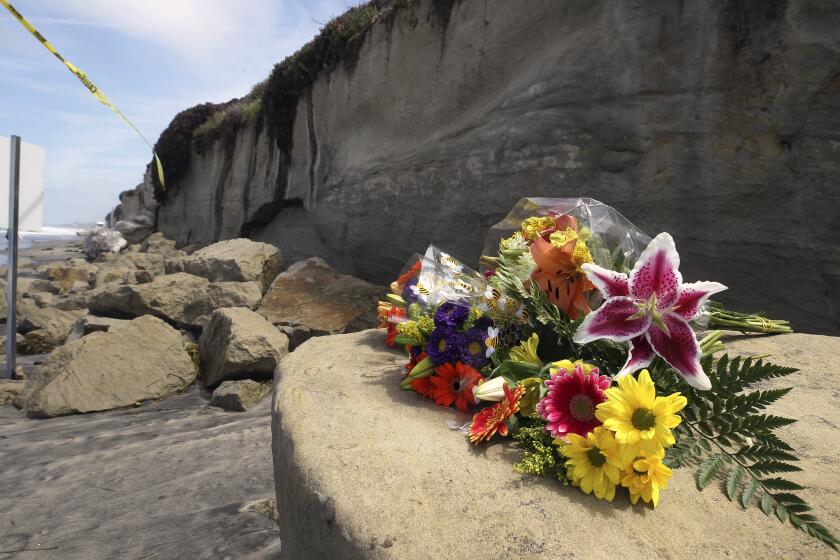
<box><xmin>761</xmin><ymin>493</ymin><xmax>774</xmax><ymax>515</ymax></box>
<box><xmin>776</xmin><ymin>505</ymin><xmax>789</xmax><ymax>524</ymax></box>
<box><xmin>726</xmin><ymin>465</ymin><xmax>745</xmax><ymax>501</ymax></box>
<box><xmin>741</xmin><ymin>478</ymin><xmax>758</xmax><ymax>509</ymax></box>
<box><xmin>762</xmin><ymin>478</ymin><xmax>804</xmax><ymax>491</ymax></box>
<box><xmin>697</xmin><ymin>454</ymin><xmax>726</xmax><ymax>489</ymax></box>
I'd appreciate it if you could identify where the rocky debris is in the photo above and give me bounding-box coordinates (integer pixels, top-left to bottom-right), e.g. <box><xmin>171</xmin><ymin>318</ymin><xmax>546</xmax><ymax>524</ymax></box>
<box><xmin>66</xmin><ymin>314</ymin><xmax>132</xmax><ymax>342</ymax></box>
<box><xmin>272</xmin><ymin>331</ymin><xmax>840</xmax><ymax>558</ymax></box>
<box><xmin>198</xmin><ymin>307</ymin><xmax>288</xmax><ymax>387</ymax></box>
<box><xmin>16</xmin><ymin>315</ymin><xmax>196</xmax><ymax>417</ymax></box>
<box><xmin>36</xmin><ymin>259</ymin><xmax>96</xmax><ymax>292</ymax></box>
<box><xmin>115</xmin><ymin>219</ymin><xmax>153</xmax><ymax>245</ymax></box>
<box><xmin>163</xmin><ymin>251</ymin><xmax>188</xmax><ymax>274</ymax></box>
<box><xmin>92</xmin><ymin>252</ymin><xmax>165</xmax><ymax>288</ymax></box>
<box><xmin>24</xmin><ymin>278</ymin><xmax>61</xmax><ymax>295</ymax></box>
<box><xmin>140</xmin><ymin>232</ymin><xmax>178</xmax><ymax>256</ymax></box>
<box><xmin>0</xmin><ymin>379</ymin><xmax>24</xmax><ymax>406</ymax></box>
<box><xmin>0</xmin><ymin>333</ymin><xmax>25</xmax><ymax>354</ymax></box>
<box><xmin>105</xmin><ymin>175</ymin><xmax>158</xmax><ymax>233</ymax></box>
<box><xmin>88</xmin><ymin>272</ymin><xmax>263</xmax><ymax>330</ymax></box>
<box><xmin>244</xmin><ymin>498</ymin><xmax>280</xmax><ymax>525</ymax></box>
<box><xmin>84</xmin><ymin>228</ymin><xmax>128</xmax><ymax>260</ymax></box>
<box><xmin>258</xmin><ymin>258</ymin><xmax>382</xmax><ymax>349</ymax></box>
<box><xmin>210</xmin><ymin>379</ymin><xmax>272</xmax><ymax>412</ymax></box>
<box><xmin>181</xmin><ymin>238</ymin><xmax>282</xmax><ymax>292</ymax></box>
<box><xmin>17</xmin><ymin>307</ymin><xmax>87</xmax><ymax>354</ymax></box>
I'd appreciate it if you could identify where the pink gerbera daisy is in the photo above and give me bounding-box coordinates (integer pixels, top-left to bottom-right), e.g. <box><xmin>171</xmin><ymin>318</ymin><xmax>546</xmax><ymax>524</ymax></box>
<box><xmin>537</xmin><ymin>363</ymin><xmax>611</xmax><ymax>438</ymax></box>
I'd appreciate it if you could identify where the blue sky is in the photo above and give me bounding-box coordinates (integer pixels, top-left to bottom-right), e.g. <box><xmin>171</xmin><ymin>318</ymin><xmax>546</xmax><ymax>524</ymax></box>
<box><xmin>0</xmin><ymin>0</ymin><xmax>352</xmax><ymax>225</ymax></box>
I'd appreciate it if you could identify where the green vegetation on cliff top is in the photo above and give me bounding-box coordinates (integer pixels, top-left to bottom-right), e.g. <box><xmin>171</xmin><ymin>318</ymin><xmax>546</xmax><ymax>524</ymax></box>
<box><xmin>151</xmin><ymin>0</ymin><xmax>429</xmax><ymax>201</ymax></box>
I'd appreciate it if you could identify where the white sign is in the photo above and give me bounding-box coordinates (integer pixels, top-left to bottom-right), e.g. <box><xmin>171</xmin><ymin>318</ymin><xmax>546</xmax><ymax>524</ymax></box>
<box><xmin>0</xmin><ymin>136</ymin><xmax>45</xmax><ymax>232</ymax></box>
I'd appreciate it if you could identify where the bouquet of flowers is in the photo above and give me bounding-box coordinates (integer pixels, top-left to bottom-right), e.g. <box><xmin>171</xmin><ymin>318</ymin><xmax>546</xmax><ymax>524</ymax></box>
<box><xmin>377</xmin><ymin>198</ymin><xmax>834</xmax><ymax>549</ymax></box>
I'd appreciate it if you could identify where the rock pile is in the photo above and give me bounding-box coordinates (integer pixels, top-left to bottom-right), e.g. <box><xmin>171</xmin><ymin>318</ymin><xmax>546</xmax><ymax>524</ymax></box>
<box><xmin>2</xmin><ymin>232</ymin><xmax>382</xmax><ymax>417</ymax></box>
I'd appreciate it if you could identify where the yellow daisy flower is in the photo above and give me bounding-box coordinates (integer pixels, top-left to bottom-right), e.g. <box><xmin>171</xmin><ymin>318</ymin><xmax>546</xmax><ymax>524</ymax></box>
<box><xmin>549</xmin><ymin>358</ymin><xmax>597</xmax><ymax>376</ymax></box>
<box><xmin>559</xmin><ymin>426</ymin><xmax>629</xmax><ymax>502</ymax></box>
<box><xmin>620</xmin><ymin>452</ymin><xmax>673</xmax><ymax>508</ymax></box>
<box><xmin>595</xmin><ymin>369</ymin><xmax>687</xmax><ymax>456</ymax></box>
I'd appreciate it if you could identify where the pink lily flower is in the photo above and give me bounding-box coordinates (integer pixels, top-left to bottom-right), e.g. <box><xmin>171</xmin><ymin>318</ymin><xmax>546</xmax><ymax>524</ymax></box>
<box><xmin>572</xmin><ymin>232</ymin><xmax>726</xmax><ymax>390</ymax></box>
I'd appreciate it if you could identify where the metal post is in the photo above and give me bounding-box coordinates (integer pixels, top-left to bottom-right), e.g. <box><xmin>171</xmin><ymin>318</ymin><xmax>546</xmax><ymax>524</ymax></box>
<box><xmin>5</xmin><ymin>135</ymin><xmax>21</xmax><ymax>379</ymax></box>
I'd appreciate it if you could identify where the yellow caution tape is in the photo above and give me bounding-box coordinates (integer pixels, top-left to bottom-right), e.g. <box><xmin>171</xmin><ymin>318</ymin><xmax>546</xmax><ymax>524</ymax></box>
<box><xmin>1</xmin><ymin>0</ymin><xmax>165</xmax><ymax>187</ymax></box>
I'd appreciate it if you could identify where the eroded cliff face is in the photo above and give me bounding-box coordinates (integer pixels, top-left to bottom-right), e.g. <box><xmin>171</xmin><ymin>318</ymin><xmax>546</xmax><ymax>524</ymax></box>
<box><xmin>148</xmin><ymin>0</ymin><xmax>840</xmax><ymax>334</ymax></box>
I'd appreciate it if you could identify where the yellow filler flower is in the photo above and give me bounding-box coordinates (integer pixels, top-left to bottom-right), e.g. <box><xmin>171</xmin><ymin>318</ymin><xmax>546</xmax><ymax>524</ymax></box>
<box><xmin>595</xmin><ymin>369</ymin><xmax>687</xmax><ymax>456</ymax></box>
<box><xmin>560</xmin><ymin>426</ymin><xmax>628</xmax><ymax>502</ymax></box>
<box><xmin>620</xmin><ymin>453</ymin><xmax>673</xmax><ymax>508</ymax></box>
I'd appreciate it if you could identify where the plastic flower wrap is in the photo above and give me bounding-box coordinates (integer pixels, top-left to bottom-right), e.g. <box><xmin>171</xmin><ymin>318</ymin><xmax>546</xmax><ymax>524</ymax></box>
<box><xmin>377</xmin><ymin>245</ymin><xmax>531</xmax><ymax>410</ymax></box>
<box><xmin>482</xmin><ymin>198</ymin><xmax>651</xmax><ymax>320</ymax></box>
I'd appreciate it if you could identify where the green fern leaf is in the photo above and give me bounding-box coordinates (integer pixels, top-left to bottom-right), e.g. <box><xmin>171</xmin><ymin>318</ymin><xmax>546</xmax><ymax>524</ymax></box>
<box><xmin>697</xmin><ymin>454</ymin><xmax>727</xmax><ymax>489</ymax></box>
<box><xmin>741</xmin><ymin>478</ymin><xmax>758</xmax><ymax>509</ymax></box>
<box><xmin>726</xmin><ymin>465</ymin><xmax>745</xmax><ymax>500</ymax></box>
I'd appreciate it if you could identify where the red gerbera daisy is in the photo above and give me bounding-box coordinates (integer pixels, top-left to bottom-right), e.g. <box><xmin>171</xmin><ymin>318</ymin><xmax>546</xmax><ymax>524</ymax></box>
<box><xmin>537</xmin><ymin>363</ymin><xmax>611</xmax><ymax>439</ymax></box>
<box><xmin>385</xmin><ymin>307</ymin><xmax>407</xmax><ymax>347</ymax></box>
<box><xmin>428</xmin><ymin>362</ymin><xmax>484</xmax><ymax>412</ymax></box>
<box><xmin>469</xmin><ymin>384</ymin><xmax>525</xmax><ymax>444</ymax></box>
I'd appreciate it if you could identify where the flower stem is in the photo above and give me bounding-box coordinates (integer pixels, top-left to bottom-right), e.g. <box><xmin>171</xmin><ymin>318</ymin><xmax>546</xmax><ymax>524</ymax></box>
<box><xmin>707</xmin><ymin>301</ymin><xmax>792</xmax><ymax>334</ymax></box>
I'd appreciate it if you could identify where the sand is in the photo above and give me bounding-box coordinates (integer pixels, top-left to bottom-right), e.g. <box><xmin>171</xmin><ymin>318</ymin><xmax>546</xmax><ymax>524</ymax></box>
<box><xmin>0</xmin><ymin>388</ymin><xmax>281</xmax><ymax>559</ymax></box>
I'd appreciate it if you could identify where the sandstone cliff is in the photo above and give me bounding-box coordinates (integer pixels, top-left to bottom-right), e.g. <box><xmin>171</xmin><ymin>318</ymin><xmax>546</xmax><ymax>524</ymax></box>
<box><xmin>114</xmin><ymin>0</ymin><xmax>840</xmax><ymax>334</ymax></box>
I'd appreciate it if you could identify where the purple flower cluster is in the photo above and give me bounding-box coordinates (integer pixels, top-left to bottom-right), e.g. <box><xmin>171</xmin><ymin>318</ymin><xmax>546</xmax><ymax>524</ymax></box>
<box><xmin>426</xmin><ymin>301</ymin><xmax>493</xmax><ymax>368</ymax></box>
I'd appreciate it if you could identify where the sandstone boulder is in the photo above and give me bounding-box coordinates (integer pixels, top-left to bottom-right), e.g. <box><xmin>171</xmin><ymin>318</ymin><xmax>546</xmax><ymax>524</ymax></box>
<box><xmin>115</xmin><ymin>219</ymin><xmax>153</xmax><ymax>244</ymax></box>
<box><xmin>140</xmin><ymin>232</ymin><xmax>178</xmax><ymax>256</ymax></box>
<box><xmin>210</xmin><ymin>379</ymin><xmax>272</xmax><ymax>412</ymax></box>
<box><xmin>181</xmin><ymin>238</ymin><xmax>282</xmax><ymax>292</ymax></box>
<box><xmin>17</xmin><ymin>307</ymin><xmax>87</xmax><ymax>354</ymax></box>
<box><xmin>0</xmin><ymin>379</ymin><xmax>24</xmax><ymax>406</ymax></box>
<box><xmin>198</xmin><ymin>307</ymin><xmax>288</xmax><ymax>387</ymax></box>
<box><xmin>16</xmin><ymin>315</ymin><xmax>196</xmax><ymax>417</ymax></box>
<box><xmin>66</xmin><ymin>314</ymin><xmax>133</xmax><ymax>342</ymax></box>
<box><xmin>258</xmin><ymin>258</ymin><xmax>382</xmax><ymax>349</ymax></box>
<box><xmin>88</xmin><ymin>272</ymin><xmax>262</xmax><ymax>330</ymax></box>
<box><xmin>36</xmin><ymin>259</ymin><xmax>95</xmax><ymax>292</ymax></box>
<box><xmin>272</xmin><ymin>331</ymin><xmax>840</xmax><ymax>559</ymax></box>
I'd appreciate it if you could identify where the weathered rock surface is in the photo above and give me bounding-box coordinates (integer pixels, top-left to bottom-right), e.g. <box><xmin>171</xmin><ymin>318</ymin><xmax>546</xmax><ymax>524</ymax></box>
<box><xmin>140</xmin><ymin>232</ymin><xmax>178</xmax><ymax>256</ymax></box>
<box><xmin>147</xmin><ymin>0</ymin><xmax>840</xmax><ymax>336</ymax></box>
<box><xmin>258</xmin><ymin>258</ymin><xmax>381</xmax><ymax>348</ymax></box>
<box><xmin>17</xmin><ymin>307</ymin><xmax>87</xmax><ymax>354</ymax></box>
<box><xmin>272</xmin><ymin>331</ymin><xmax>840</xmax><ymax>559</ymax></box>
<box><xmin>88</xmin><ymin>272</ymin><xmax>262</xmax><ymax>329</ymax></box>
<box><xmin>0</xmin><ymin>379</ymin><xmax>24</xmax><ymax>406</ymax></box>
<box><xmin>210</xmin><ymin>379</ymin><xmax>272</xmax><ymax>412</ymax></box>
<box><xmin>83</xmin><ymin>229</ymin><xmax>127</xmax><ymax>260</ymax></box>
<box><xmin>66</xmin><ymin>314</ymin><xmax>132</xmax><ymax>342</ymax></box>
<box><xmin>36</xmin><ymin>259</ymin><xmax>95</xmax><ymax>292</ymax></box>
<box><xmin>114</xmin><ymin>219</ymin><xmax>153</xmax><ymax>244</ymax></box>
<box><xmin>181</xmin><ymin>238</ymin><xmax>282</xmax><ymax>292</ymax></box>
<box><xmin>199</xmin><ymin>307</ymin><xmax>288</xmax><ymax>387</ymax></box>
<box><xmin>16</xmin><ymin>315</ymin><xmax>196</xmax><ymax>417</ymax></box>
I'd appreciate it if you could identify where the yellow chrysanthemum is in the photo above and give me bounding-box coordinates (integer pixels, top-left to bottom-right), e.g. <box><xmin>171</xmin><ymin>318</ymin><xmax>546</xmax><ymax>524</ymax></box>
<box><xmin>620</xmin><ymin>452</ymin><xmax>673</xmax><ymax>508</ymax></box>
<box><xmin>520</xmin><ymin>216</ymin><xmax>556</xmax><ymax>241</ymax></box>
<box><xmin>549</xmin><ymin>359</ymin><xmax>596</xmax><ymax>376</ymax></box>
<box><xmin>595</xmin><ymin>370</ymin><xmax>687</xmax><ymax>456</ymax></box>
<box><xmin>509</xmin><ymin>333</ymin><xmax>543</xmax><ymax>366</ymax></box>
<box><xmin>559</xmin><ymin>426</ymin><xmax>630</xmax><ymax>502</ymax></box>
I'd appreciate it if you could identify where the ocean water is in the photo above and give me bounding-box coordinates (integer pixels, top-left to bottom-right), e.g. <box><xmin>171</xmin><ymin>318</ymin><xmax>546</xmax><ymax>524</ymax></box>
<box><xmin>0</xmin><ymin>226</ymin><xmax>84</xmax><ymax>266</ymax></box>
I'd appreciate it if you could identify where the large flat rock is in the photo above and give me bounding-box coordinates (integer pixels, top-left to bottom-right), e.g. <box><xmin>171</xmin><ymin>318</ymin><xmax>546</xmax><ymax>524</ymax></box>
<box><xmin>272</xmin><ymin>331</ymin><xmax>840</xmax><ymax>559</ymax></box>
